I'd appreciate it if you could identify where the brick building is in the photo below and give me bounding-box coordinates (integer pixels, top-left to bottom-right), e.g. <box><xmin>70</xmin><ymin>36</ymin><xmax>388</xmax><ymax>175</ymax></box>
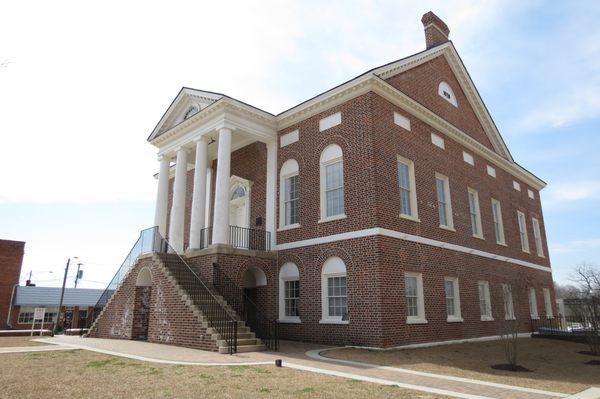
<box><xmin>90</xmin><ymin>12</ymin><xmax>556</xmax><ymax>352</ymax></box>
<box><xmin>0</xmin><ymin>239</ymin><xmax>25</xmax><ymax>329</ymax></box>
<box><xmin>8</xmin><ymin>286</ymin><xmax>103</xmax><ymax>330</ymax></box>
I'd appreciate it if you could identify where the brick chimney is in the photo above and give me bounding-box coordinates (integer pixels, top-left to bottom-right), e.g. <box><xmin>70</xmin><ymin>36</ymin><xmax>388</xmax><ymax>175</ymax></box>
<box><xmin>421</xmin><ymin>11</ymin><xmax>450</xmax><ymax>49</ymax></box>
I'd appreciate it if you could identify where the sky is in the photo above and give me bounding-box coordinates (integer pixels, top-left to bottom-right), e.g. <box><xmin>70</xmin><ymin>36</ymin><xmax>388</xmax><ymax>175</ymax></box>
<box><xmin>1</xmin><ymin>0</ymin><xmax>599</xmax><ymax>289</ymax></box>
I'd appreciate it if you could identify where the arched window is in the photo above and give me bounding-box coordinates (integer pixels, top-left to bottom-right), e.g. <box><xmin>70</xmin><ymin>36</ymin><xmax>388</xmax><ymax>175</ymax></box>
<box><xmin>438</xmin><ymin>81</ymin><xmax>458</xmax><ymax>107</ymax></box>
<box><xmin>278</xmin><ymin>262</ymin><xmax>300</xmax><ymax>322</ymax></box>
<box><xmin>321</xmin><ymin>257</ymin><xmax>348</xmax><ymax>323</ymax></box>
<box><xmin>319</xmin><ymin>144</ymin><xmax>345</xmax><ymax>221</ymax></box>
<box><xmin>231</xmin><ymin>185</ymin><xmax>247</xmax><ymax>200</ymax></box>
<box><xmin>279</xmin><ymin>159</ymin><xmax>299</xmax><ymax>229</ymax></box>
<box><xmin>184</xmin><ymin>104</ymin><xmax>200</xmax><ymax>119</ymax></box>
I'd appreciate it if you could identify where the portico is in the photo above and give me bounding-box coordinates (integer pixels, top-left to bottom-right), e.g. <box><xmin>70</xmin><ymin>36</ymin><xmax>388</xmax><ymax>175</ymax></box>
<box><xmin>149</xmin><ymin>90</ymin><xmax>278</xmax><ymax>254</ymax></box>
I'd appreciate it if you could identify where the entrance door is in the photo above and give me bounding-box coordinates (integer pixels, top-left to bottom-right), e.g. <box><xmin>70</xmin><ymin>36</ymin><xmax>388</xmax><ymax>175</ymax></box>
<box><xmin>243</xmin><ymin>287</ymin><xmax>258</xmax><ymax>330</ymax></box>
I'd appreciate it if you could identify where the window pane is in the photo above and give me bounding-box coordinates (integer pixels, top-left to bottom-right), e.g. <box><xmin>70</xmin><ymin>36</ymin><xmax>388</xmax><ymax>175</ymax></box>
<box><xmin>398</xmin><ymin>162</ymin><xmax>412</xmax><ymax>215</ymax></box>
<box><xmin>327</xmin><ymin>276</ymin><xmax>347</xmax><ymax>318</ymax></box>
<box><xmin>405</xmin><ymin>276</ymin><xmax>419</xmax><ymax>317</ymax></box>
<box><xmin>284</xmin><ymin>175</ymin><xmax>299</xmax><ymax>225</ymax></box>
<box><xmin>325</xmin><ymin>162</ymin><xmax>344</xmax><ymax>217</ymax></box>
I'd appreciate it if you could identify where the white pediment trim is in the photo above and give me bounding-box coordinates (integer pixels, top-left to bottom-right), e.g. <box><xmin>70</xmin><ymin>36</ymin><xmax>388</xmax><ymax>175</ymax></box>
<box><xmin>148</xmin><ymin>88</ymin><xmax>224</xmax><ymax>141</ymax></box>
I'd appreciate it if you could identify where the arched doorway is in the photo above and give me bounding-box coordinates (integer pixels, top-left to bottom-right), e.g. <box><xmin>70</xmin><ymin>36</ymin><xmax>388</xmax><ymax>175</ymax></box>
<box><xmin>242</xmin><ymin>267</ymin><xmax>267</xmax><ymax>328</ymax></box>
<box><xmin>229</xmin><ymin>176</ymin><xmax>251</xmax><ymax>229</ymax></box>
<box><xmin>132</xmin><ymin>267</ymin><xmax>152</xmax><ymax>341</ymax></box>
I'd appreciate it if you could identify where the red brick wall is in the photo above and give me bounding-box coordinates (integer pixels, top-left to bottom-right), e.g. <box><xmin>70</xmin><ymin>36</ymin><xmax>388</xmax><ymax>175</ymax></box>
<box><xmin>385</xmin><ymin>55</ymin><xmax>496</xmax><ymax>152</ymax></box>
<box><xmin>89</xmin><ymin>256</ymin><xmax>218</xmax><ymax>351</ymax></box>
<box><xmin>0</xmin><ymin>240</ymin><xmax>25</xmax><ymax>329</ymax></box>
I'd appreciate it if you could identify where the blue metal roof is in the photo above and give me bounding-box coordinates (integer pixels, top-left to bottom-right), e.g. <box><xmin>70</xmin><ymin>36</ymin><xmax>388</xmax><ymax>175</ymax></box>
<box><xmin>15</xmin><ymin>286</ymin><xmax>104</xmax><ymax>307</ymax></box>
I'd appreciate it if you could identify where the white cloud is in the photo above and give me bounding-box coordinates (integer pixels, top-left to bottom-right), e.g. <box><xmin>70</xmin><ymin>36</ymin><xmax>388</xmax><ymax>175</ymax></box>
<box><xmin>551</xmin><ymin>238</ymin><xmax>600</xmax><ymax>255</ymax></box>
<box><xmin>543</xmin><ymin>180</ymin><xmax>600</xmax><ymax>208</ymax></box>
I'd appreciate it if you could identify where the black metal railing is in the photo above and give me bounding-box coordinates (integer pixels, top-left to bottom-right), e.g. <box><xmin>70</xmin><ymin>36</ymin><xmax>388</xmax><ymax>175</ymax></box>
<box><xmin>93</xmin><ymin>227</ymin><xmax>164</xmax><ymax>316</ymax></box>
<box><xmin>213</xmin><ymin>263</ymin><xmax>278</xmax><ymax>351</ymax></box>
<box><xmin>155</xmin><ymin>232</ymin><xmax>239</xmax><ymax>355</ymax></box>
<box><xmin>230</xmin><ymin>226</ymin><xmax>270</xmax><ymax>251</ymax></box>
<box><xmin>531</xmin><ymin>315</ymin><xmax>598</xmax><ymax>338</ymax></box>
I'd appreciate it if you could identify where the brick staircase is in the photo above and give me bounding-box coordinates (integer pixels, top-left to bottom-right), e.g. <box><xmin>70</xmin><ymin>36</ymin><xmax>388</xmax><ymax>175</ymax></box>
<box><xmin>154</xmin><ymin>253</ymin><xmax>265</xmax><ymax>353</ymax></box>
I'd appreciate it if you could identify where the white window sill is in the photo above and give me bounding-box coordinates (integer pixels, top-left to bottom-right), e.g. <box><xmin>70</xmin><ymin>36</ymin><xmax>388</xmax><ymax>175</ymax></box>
<box><xmin>318</xmin><ymin>214</ymin><xmax>347</xmax><ymax>224</ymax></box>
<box><xmin>522</xmin><ymin>249</ymin><xmax>530</xmax><ymax>254</ymax></box>
<box><xmin>505</xmin><ymin>317</ymin><xmax>516</xmax><ymax>321</ymax></box>
<box><xmin>277</xmin><ymin>223</ymin><xmax>301</xmax><ymax>232</ymax></box>
<box><xmin>406</xmin><ymin>318</ymin><xmax>428</xmax><ymax>325</ymax></box>
<box><xmin>447</xmin><ymin>317</ymin><xmax>464</xmax><ymax>323</ymax></box>
<box><xmin>439</xmin><ymin>224</ymin><xmax>456</xmax><ymax>232</ymax></box>
<box><xmin>319</xmin><ymin>319</ymin><xmax>349</xmax><ymax>325</ymax></box>
<box><xmin>531</xmin><ymin>316</ymin><xmax>540</xmax><ymax>320</ymax></box>
<box><xmin>496</xmin><ymin>241</ymin><xmax>507</xmax><ymax>247</ymax></box>
<box><xmin>546</xmin><ymin>316</ymin><xmax>554</xmax><ymax>319</ymax></box>
<box><xmin>537</xmin><ymin>254</ymin><xmax>546</xmax><ymax>258</ymax></box>
<box><xmin>278</xmin><ymin>317</ymin><xmax>301</xmax><ymax>324</ymax></box>
<box><xmin>480</xmin><ymin>316</ymin><xmax>494</xmax><ymax>322</ymax></box>
<box><xmin>472</xmin><ymin>234</ymin><xmax>485</xmax><ymax>241</ymax></box>
<box><xmin>400</xmin><ymin>214</ymin><xmax>421</xmax><ymax>223</ymax></box>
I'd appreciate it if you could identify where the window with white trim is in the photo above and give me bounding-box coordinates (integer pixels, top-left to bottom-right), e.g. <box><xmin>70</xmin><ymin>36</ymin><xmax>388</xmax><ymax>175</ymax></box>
<box><xmin>532</xmin><ymin>217</ymin><xmax>544</xmax><ymax>257</ymax></box>
<box><xmin>486</xmin><ymin>165</ymin><xmax>496</xmax><ymax>178</ymax></box>
<box><xmin>462</xmin><ymin>151</ymin><xmax>474</xmax><ymax>166</ymax></box>
<box><xmin>319</xmin><ymin>145</ymin><xmax>344</xmax><ymax>221</ymax></box>
<box><xmin>321</xmin><ymin>257</ymin><xmax>348</xmax><ymax>323</ymax></box>
<box><xmin>279</xmin><ymin>262</ymin><xmax>300</xmax><ymax>322</ymax></box>
<box><xmin>438</xmin><ymin>81</ymin><xmax>458</xmax><ymax>107</ymax></box>
<box><xmin>397</xmin><ymin>156</ymin><xmax>418</xmax><ymax>220</ymax></box>
<box><xmin>435</xmin><ymin>173</ymin><xmax>453</xmax><ymax>229</ymax></box>
<box><xmin>445</xmin><ymin>277</ymin><xmax>462</xmax><ymax>321</ymax></box>
<box><xmin>528</xmin><ymin>287</ymin><xmax>539</xmax><ymax>319</ymax></box>
<box><xmin>527</xmin><ymin>189</ymin><xmax>535</xmax><ymax>199</ymax></box>
<box><xmin>513</xmin><ymin>181</ymin><xmax>521</xmax><ymax>191</ymax></box>
<box><xmin>491</xmin><ymin>199</ymin><xmax>505</xmax><ymax>245</ymax></box>
<box><xmin>17</xmin><ymin>307</ymin><xmax>34</xmax><ymax>324</ymax></box>
<box><xmin>478</xmin><ymin>281</ymin><xmax>493</xmax><ymax>321</ymax></box>
<box><xmin>467</xmin><ymin>188</ymin><xmax>483</xmax><ymax>238</ymax></box>
<box><xmin>543</xmin><ymin>288</ymin><xmax>553</xmax><ymax>318</ymax></box>
<box><xmin>517</xmin><ymin>211</ymin><xmax>530</xmax><ymax>253</ymax></box>
<box><xmin>405</xmin><ymin>272</ymin><xmax>426</xmax><ymax>323</ymax></box>
<box><xmin>502</xmin><ymin>284</ymin><xmax>515</xmax><ymax>320</ymax></box>
<box><xmin>279</xmin><ymin>159</ymin><xmax>299</xmax><ymax>228</ymax></box>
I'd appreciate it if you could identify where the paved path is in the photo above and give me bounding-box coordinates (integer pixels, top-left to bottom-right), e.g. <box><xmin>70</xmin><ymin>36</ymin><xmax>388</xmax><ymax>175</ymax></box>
<box><xmin>0</xmin><ymin>345</ymin><xmax>74</xmax><ymax>354</ymax></box>
<box><xmin>29</xmin><ymin>336</ymin><xmax>576</xmax><ymax>399</ymax></box>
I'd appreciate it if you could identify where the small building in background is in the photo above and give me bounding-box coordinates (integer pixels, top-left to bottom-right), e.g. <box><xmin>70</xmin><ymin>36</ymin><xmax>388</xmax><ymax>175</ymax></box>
<box><xmin>9</xmin><ymin>286</ymin><xmax>104</xmax><ymax>330</ymax></box>
<box><xmin>0</xmin><ymin>239</ymin><xmax>25</xmax><ymax>329</ymax></box>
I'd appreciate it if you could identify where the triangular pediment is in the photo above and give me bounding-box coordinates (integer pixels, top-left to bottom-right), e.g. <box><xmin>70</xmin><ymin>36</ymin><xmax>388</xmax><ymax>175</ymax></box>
<box><xmin>372</xmin><ymin>43</ymin><xmax>513</xmax><ymax>162</ymax></box>
<box><xmin>148</xmin><ymin>88</ymin><xmax>224</xmax><ymax>141</ymax></box>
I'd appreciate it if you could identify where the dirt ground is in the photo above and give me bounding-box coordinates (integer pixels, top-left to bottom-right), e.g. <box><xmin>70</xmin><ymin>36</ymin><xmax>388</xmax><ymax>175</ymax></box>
<box><xmin>0</xmin><ymin>336</ymin><xmax>46</xmax><ymax>347</ymax></box>
<box><xmin>324</xmin><ymin>338</ymin><xmax>600</xmax><ymax>394</ymax></box>
<box><xmin>0</xmin><ymin>349</ymin><xmax>451</xmax><ymax>399</ymax></box>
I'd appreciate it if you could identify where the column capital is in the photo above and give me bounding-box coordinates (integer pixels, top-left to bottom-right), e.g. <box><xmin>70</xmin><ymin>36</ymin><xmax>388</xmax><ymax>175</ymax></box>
<box><xmin>193</xmin><ymin>135</ymin><xmax>210</xmax><ymax>144</ymax></box>
<box><xmin>214</xmin><ymin>121</ymin><xmax>237</xmax><ymax>133</ymax></box>
<box><xmin>174</xmin><ymin>146</ymin><xmax>190</xmax><ymax>154</ymax></box>
<box><xmin>157</xmin><ymin>154</ymin><xmax>171</xmax><ymax>162</ymax></box>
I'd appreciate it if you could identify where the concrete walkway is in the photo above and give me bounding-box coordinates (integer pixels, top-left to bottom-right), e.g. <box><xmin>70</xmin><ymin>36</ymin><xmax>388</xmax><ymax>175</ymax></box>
<box><xmin>0</xmin><ymin>345</ymin><xmax>73</xmax><ymax>354</ymax></box>
<box><xmin>28</xmin><ymin>336</ymin><xmax>580</xmax><ymax>399</ymax></box>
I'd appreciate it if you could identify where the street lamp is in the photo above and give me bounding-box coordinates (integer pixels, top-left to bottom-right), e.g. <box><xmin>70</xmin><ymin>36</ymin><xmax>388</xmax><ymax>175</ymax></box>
<box><xmin>53</xmin><ymin>256</ymin><xmax>78</xmax><ymax>334</ymax></box>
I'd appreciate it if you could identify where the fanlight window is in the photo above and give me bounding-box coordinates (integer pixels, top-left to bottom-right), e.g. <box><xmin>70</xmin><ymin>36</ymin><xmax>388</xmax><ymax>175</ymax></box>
<box><xmin>438</xmin><ymin>82</ymin><xmax>458</xmax><ymax>107</ymax></box>
<box><xmin>231</xmin><ymin>186</ymin><xmax>247</xmax><ymax>200</ymax></box>
<box><xmin>184</xmin><ymin>105</ymin><xmax>200</xmax><ymax>120</ymax></box>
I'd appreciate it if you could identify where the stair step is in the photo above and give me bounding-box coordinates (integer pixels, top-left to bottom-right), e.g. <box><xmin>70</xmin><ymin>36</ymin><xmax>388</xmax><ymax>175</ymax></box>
<box><xmin>218</xmin><ymin>344</ymin><xmax>266</xmax><ymax>354</ymax></box>
<box><xmin>216</xmin><ymin>338</ymin><xmax>260</xmax><ymax>347</ymax></box>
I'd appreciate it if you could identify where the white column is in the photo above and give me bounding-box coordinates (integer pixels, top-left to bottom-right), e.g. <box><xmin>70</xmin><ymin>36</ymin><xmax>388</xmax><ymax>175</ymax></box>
<box><xmin>212</xmin><ymin>127</ymin><xmax>233</xmax><ymax>245</ymax></box>
<box><xmin>168</xmin><ymin>147</ymin><xmax>188</xmax><ymax>253</ymax></box>
<box><xmin>204</xmin><ymin>167</ymin><xmax>213</xmax><ymax>228</ymax></box>
<box><xmin>189</xmin><ymin>137</ymin><xmax>208</xmax><ymax>249</ymax></box>
<box><xmin>153</xmin><ymin>155</ymin><xmax>171</xmax><ymax>237</ymax></box>
<box><xmin>265</xmin><ymin>141</ymin><xmax>277</xmax><ymax>249</ymax></box>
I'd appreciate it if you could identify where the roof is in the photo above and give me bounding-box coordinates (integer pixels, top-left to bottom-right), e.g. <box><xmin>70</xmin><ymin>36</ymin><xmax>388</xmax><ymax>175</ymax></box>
<box><xmin>14</xmin><ymin>286</ymin><xmax>104</xmax><ymax>307</ymax></box>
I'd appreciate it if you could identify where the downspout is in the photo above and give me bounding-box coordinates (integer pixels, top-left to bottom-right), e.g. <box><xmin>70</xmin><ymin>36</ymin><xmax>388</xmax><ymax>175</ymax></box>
<box><xmin>6</xmin><ymin>284</ymin><xmax>18</xmax><ymax>329</ymax></box>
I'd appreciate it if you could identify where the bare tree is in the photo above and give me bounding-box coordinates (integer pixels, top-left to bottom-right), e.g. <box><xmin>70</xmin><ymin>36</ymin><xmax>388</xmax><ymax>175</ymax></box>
<box><xmin>554</xmin><ymin>281</ymin><xmax>579</xmax><ymax>299</ymax></box>
<box><xmin>568</xmin><ymin>263</ymin><xmax>600</xmax><ymax>355</ymax></box>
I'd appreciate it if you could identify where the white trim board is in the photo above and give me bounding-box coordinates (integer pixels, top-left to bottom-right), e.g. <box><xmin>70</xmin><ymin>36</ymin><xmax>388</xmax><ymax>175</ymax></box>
<box><xmin>275</xmin><ymin>227</ymin><xmax>552</xmax><ymax>273</ymax></box>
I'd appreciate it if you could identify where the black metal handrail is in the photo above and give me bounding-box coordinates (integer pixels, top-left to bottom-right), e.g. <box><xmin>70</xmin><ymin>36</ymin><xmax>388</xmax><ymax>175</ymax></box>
<box><xmin>93</xmin><ymin>227</ymin><xmax>164</xmax><ymax>315</ymax></box>
<box><xmin>230</xmin><ymin>226</ymin><xmax>271</xmax><ymax>251</ymax></box>
<box><xmin>156</xmin><ymin>232</ymin><xmax>239</xmax><ymax>355</ymax></box>
<box><xmin>213</xmin><ymin>263</ymin><xmax>278</xmax><ymax>351</ymax></box>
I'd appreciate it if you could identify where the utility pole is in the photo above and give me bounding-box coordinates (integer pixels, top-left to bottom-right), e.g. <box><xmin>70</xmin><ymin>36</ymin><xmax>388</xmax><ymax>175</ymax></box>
<box><xmin>74</xmin><ymin>263</ymin><xmax>83</xmax><ymax>288</ymax></box>
<box><xmin>54</xmin><ymin>257</ymin><xmax>76</xmax><ymax>334</ymax></box>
